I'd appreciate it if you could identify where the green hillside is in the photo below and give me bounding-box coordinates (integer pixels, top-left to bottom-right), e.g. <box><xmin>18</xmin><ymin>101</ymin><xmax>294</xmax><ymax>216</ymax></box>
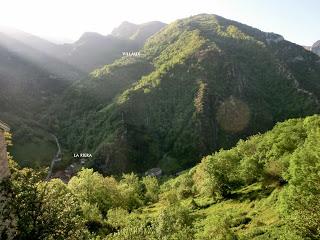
<box><xmin>0</xmin><ymin>44</ymin><xmax>69</xmax><ymax>167</ymax></box>
<box><xmin>55</xmin><ymin>14</ymin><xmax>320</xmax><ymax>174</ymax></box>
<box><xmin>3</xmin><ymin>114</ymin><xmax>320</xmax><ymax>239</ymax></box>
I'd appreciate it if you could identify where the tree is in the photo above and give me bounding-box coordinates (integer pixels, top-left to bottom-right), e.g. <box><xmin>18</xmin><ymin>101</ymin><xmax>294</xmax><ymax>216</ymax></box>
<box><xmin>142</xmin><ymin>176</ymin><xmax>159</xmax><ymax>203</ymax></box>
<box><xmin>119</xmin><ymin>173</ymin><xmax>145</xmax><ymax>210</ymax></box>
<box><xmin>0</xmin><ymin>179</ymin><xmax>17</xmax><ymax>240</ymax></box>
<box><xmin>10</xmin><ymin>166</ymin><xmax>87</xmax><ymax>240</ymax></box>
<box><xmin>156</xmin><ymin>204</ymin><xmax>194</xmax><ymax>240</ymax></box>
<box><xmin>194</xmin><ymin>149</ymin><xmax>240</xmax><ymax>198</ymax></box>
<box><xmin>281</xmin><ymin>127</ymin><xmax>320</xmax><ymax>239</ymax></box>
<box><xmin>68</xmin><ymin>169</ymin><xmax>122</xmax><ymax>217</ymax></box>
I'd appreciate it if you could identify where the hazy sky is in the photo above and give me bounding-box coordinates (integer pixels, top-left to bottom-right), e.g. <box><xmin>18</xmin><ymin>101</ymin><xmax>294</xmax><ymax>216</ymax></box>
<box><xmin>1</xmin><ymin>0</ymin><xmax>319</xmax><ymax>45</ymax></box>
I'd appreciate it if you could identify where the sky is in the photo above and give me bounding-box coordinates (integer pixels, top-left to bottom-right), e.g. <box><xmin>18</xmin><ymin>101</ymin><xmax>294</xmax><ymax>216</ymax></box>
<box><xmin>0</xmin><ymin>0</ymin><xmax>319</xmax><ymax>45</ymax></box>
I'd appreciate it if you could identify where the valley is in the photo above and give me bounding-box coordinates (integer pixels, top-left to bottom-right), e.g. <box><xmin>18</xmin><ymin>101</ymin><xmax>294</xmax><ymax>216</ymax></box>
<box><xmin>2</xmin><ymin>14</ymin><xmax>320</xmax><ymax>175</ymax></box>
<box><xmin>0</xmin><ymin>9</ymin><xmax>320</xmax><ymax>240</ymax></box>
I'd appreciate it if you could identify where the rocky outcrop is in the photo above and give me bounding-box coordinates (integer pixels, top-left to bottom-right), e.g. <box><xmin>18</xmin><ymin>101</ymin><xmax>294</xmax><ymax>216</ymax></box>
<box><xmin>311</xmin><ymin>40</ymin><xmax>320</xmax><ymax>56</ymax></box>
<box><xmin>265</xmin><ymin>32</ymin><xmax>284</xmax><ymax>44</ymax></box>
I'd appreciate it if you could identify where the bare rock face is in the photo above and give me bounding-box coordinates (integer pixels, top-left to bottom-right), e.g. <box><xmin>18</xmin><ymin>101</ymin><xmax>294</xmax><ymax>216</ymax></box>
<box><xmin>0</xmin><ymin>128</ymin><xmax>10</xmax><ymax>180</ymax></box>
<box><xmin>311</xmin><ymin>40</ymin><xmax>320</xmax><ymax>56</ymax></box>
<box><xmin>265</xmin><ymin>32</ymin><xmax>284</xmax><ymax>44</ymax></box>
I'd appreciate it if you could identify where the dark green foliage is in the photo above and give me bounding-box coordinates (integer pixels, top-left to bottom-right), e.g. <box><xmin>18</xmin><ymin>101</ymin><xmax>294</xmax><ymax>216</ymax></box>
<box><xmin>0</xmin><ymin>42</ymin><xmax>75</xmax><ymax>167</ymax></box>
<box><xmin>55</xmin><ymin>14</ymin><xmax>320</xmax><ymax>175</ymax></box>
<box><xmin>0</xmin><ymin>179</ymin><xmax>17</xmax><ymax>240</ymax></box>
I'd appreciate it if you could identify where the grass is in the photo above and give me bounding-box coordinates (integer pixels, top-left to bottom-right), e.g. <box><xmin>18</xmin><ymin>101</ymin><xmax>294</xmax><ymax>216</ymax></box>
<box><xmin>194</xmin><ymin>184</ymin><xmax>282</xmax><ymax>239</ymax></box>
<box><xmin>136</xmin><ymin>182</ymin><xmax>283</xmax><ymax>239</ymax></box>
<box><xmin>11</xmin><ymin>139</ymin><xmax>56</xmax><ymax>168</ymax></box>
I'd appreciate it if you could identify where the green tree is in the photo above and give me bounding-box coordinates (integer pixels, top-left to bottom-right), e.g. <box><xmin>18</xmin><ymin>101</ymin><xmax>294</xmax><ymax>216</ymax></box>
<box><xmin>156</xmin><ymin>204</ymin><xmax>194</xmax><ymax>240</ymax></box>
<box><xmin>119</xmin><ymin>173</ymin><xmax>145</xmax><ymax>210</ymax></box>
<box><xmin>142</xmin><ymin>176</ymin><xmax>160</xmax><ymax>203</ymax></box>
<box><xmin>195</xmin><ymin>149</ymin><xmax>240</xmax><ymax>198</ymax></box>
<box><xmin>68</xmin><ymin>169</ymin><xmax>122</xmax><ymax>217</ymax></box>
<box><xmin>10</xmin><ymin>166</ymin><xmax>87</xmax><ymax>240</ymax></box>
<box><xmin>281</xmin><ymin>125</ymin><xmax>320</xmax><ymax>239</ymax></box>
<box><xmin>0</xmin><ymin>179</ymin><xmax>17</xmax><ymax>240</ymax></box>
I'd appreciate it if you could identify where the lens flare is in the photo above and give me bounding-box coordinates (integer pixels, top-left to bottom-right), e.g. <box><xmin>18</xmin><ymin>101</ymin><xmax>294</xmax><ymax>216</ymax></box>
<box><xmin>216</xmin><ymin>96</ymin><xmax>250</xmax><ymax>133</ymax></box>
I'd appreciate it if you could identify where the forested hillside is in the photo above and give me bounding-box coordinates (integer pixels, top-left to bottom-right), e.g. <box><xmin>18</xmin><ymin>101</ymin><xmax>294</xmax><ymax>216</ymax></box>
<box><xmin>1</xmin><ymin>9</ymin><xmax>320</xmax><ymax>240</ymax></box>
<box><xmin>0</xmin><ymin>43</ymin><xmax>71</xmax><ymax>167</ymax></box>
<box><xmin>2</xmin><ymin>115</ymin><xmax>320</xmax><ymax>239</ymax></box>
<box><xmin>0</xmin><ymin>21</ymin><xmax>164</xmax><ymax>167</ymax></box>
<box><xmin>54</xmin><ymin>14</ymin><xmax>320</xmax><ymax>174</ymax></box>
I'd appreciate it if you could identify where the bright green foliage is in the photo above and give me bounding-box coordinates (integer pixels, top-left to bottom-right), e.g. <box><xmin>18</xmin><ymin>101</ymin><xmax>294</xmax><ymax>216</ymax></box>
<box><xmin>119</xmin><ymin>173</ymin><xmax>145</xmax><ymax>209</ymax></box>
<box><xmin>106</xmin><ymin>208</ymin><xmax>130</xmax><ymax>229</ymax></box>
<box><xmin>156</xmin><ymin>204</ymin><xmax>194</xmax><ymax>240</ymax></box>
<box><xmin>105</xmin><ymin>204</ymin><xmax>194</xmax><ymax>240</ymax></box>
<box><xmin>161</xmin><ymin>172</ymin><xmax>195</xmax><ymax>200</ymax></box>
<box><xmin>142</xmin><ymin>176</ymin><xmax>160</xmax><ymax>203</ymax></box>
<box><xmin>105</xmin><ymin>220</ymin><xmax>157</xmax><ymax>240</ymax></box>
<box><xmin>195</xmin><ymin>149</ymin><xmax>241</xmax><ymax>198</ymax></box>
<box><xmin>68</xmin><ymin>169</ymin><xmax>122</xmax><ymax>217</ymax></box>
<box><xmin>197</xmin><ymin>215</ymin><xmax>237</xmax><ymax>240</ymax></box>
<box><xmin>3</xmin><ymin>115</ymin><xmax>320</xmax><ymax>239</ymax></box>
<box><xmin>8</xmin><ymin>166</ymin><xmax>87</xmax><ymax>240</ymax></box>
<box><xmin>193</xmin><ymin>116</ymin><xmax>318</xmax><ymax>199</ymax></box>
<box><xmin>280</xmin><ymin>117</ymin><xmax>320</xmax><ymax>239</ymax></box>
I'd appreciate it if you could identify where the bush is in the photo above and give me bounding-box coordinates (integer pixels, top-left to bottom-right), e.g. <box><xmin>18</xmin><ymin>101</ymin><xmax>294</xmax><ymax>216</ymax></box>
<box><xmin>194</xmin><ymin>149</ymin><xmax>241</xmax><ymax>199</ymax></box>
<box><xmin>142</xmin><ymin>176</ymin><xmax>160</xmax><ymax>203</ymax></box>
<box><xmin>156</xmin><ymin>204</ymin><xmax>194</xmax><ymax>240</ymax></box>
<box><xmin>119</xmin><ymin>173</ymin><xmax>145</xmax><ymax>210</ymax></box>
<box><xmin>197</xmin><ymin>215</ymin><xmax>237</xmax><ymax>240</ymax></box>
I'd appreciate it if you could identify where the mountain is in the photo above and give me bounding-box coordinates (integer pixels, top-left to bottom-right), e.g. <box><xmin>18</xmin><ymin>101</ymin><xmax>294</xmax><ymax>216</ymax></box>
<box><xmin>53</xmin><ymin>14</ymin><xmax>320</xmax><ymax>175</ymax></box>
<box><xmin>56</xmin><ymin>21</ymin><xmax>166</xmax><ymax>72</ymax></box>
<box><xmin>0</xmin><ymin>20</ymin><xmax>166</xmax><ymax>168</ymax></box>
<box><xmin>0</xmin><ymin>22</ymin><xmax>165</xmax><ymax>73</ymax></box>
<box><xmin>0</xmin><ymin>28</ymin><xmax>86</xmax><ymax>167</ymax></box>
<box><xmin>0</xmin><ymin>26</ymin><xmax>121</xmax><ymax>73</ymax></box>
<box><xmin>112</xmin><ymin>21</ymin><xmax>166</xmax><ymax>42</ymax></box>
<box><xmin>56</xmin><ymin>33</ymin><xmax>140</xmax><ymax>72</ymax></box>
<box><xmin>0</xmin><ymin>31</ymin><xmax>84</xmax><ymax>80</ymax></box>
<box><xmin>0</xmin><ymin>26</ymin><xmax>58</xmax><ymax>54</ymax></box>
<box><xmin>311</xmin><ymin>40</ymin><xmax>320</xmax><ymax>56</ymax></box>
<box><xmin>304</xmin><ymin>40</ymin><xmax>320</xmax><ymax>56</ymax></box>
<box><xmin>0</xmin><ymin>41</ymin><xmax>74</xmax><ymax>167</ymax></box>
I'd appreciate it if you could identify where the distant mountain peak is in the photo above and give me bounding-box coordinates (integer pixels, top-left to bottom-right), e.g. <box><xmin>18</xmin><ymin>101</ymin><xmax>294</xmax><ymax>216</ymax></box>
<box><xmin>77</xmin><ymin>32</ymin><xmax>105</xmax><ymax>42</ymax></box>
<box><xmin>311</xmin><ymin>40</ymin><xmax>320</xmax><ymax>56</ymax></box>
<box><xmin>111</xmin><ymin>20</ymin><xmax>166</xmax><ymax>41</ymax></box>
